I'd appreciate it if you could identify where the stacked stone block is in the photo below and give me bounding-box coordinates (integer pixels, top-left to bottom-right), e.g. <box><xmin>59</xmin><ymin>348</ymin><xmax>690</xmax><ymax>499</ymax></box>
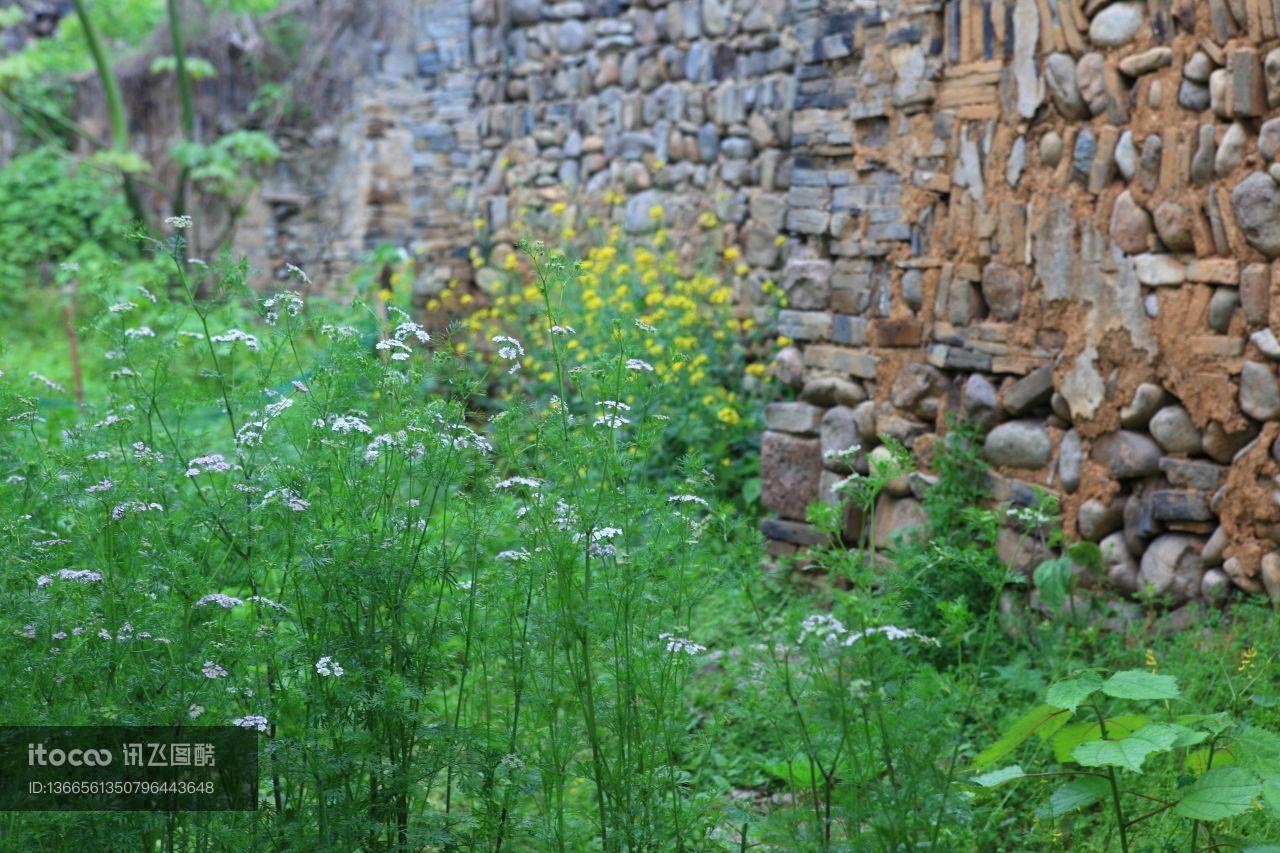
<box><xmin>760</xmin><ymin>0</ymin><xmax>1280</xmax><ymax>608</ymax></box>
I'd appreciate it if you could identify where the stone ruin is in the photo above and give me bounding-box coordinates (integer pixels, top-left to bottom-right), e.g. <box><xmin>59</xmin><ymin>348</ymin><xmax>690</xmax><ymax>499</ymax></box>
<box><xmin>750</xmin><ymin>0</ymin><xmax>1280</xmax><ymax>608</ymax></box>
<box><xmin>21</xmin><ymin>0</ymin><xmax>1280</xmax><ymax>605</ymax></box>
<box><xmin>258</xmin><ymin>0</ymin><xmax>1280</xmax><ymax>606</ymax></box>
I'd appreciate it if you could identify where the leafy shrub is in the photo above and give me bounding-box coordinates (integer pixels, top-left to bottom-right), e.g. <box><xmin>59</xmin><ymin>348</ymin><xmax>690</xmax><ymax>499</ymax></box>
<box><xmin>441</xmin><ymin>211</ymin><xmax>774</xmax><ymax>506</ymax></box>
<box><xmin>0</xmin><ymin>233</ymin><xmax>729</xmax><ymax>848</ymax></box>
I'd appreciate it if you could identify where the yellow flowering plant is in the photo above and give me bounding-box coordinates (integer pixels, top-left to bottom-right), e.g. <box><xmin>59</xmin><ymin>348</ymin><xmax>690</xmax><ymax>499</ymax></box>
<box><xmin>443</xmin><ymin>219</ymin><xmax>773</xmax><ymax>504</ymax></box>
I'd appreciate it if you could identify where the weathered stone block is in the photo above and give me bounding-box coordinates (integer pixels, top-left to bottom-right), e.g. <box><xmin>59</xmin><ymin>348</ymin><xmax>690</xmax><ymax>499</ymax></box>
<box><xmin>761</xmin><ymin>431</ymin><xmax>822</xmax><ymax>521</ymax></box>
<box><xmin>765</xmin><ymin>402</ymin><xmax>825</xmax><ymax>434</ymax></box>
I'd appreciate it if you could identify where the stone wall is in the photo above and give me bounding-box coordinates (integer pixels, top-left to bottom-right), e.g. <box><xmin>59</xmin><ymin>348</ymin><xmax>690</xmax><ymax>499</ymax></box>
<box><xmin>307</xmin><ymin>0</ymin><xmax>1280</xmax><ymax>606</ymax></box>
<box><xmin>754</xmin><ymin>0</ymin><xmax>1280</xmax><ymax>607</ymax></box>
<box><xmin>21</xmin><ymin>0</ymin><xmax>1280</xmax><ymax>604</ymax></box>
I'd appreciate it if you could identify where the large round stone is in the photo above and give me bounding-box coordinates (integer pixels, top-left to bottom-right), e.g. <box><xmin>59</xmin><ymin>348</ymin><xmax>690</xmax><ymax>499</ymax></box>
<box><xmin>1149</xmin><ymin>405</ymin><xmax>1202</xmax><ymax>454</ymax></box>
<box><xmin>985</xmin><ymin>421</ymin><xmax>1052</xmax><ymax>468</ymax></box>
<box><xmin>1089</xmin><ymin>2</ymin><xmax>1144</xmax><ymax>47</ymax></box>
<box><xmin>1139</xmin><ymin>534</ymin><xmax>1202</xmax><ymax>602</ymax></box>
<box><xmin>1231</xmin><ymin>173</ymin><xmax>1280</xmax><ymax>257</ymax></box>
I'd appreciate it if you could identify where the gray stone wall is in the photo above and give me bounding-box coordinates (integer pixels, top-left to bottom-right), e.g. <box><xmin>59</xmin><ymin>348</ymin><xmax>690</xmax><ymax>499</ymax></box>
<box><xmin>54</xmin><ymin>0</ymin><xmax>1280</xmax><ymax>606</ymax></box>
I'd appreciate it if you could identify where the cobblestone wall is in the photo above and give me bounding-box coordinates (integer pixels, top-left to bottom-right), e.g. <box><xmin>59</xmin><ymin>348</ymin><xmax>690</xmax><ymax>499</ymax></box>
<box><xmin>274</xmin><ymin>0</ymin><xmax>1280</xmax><ymax>606</ymax></box>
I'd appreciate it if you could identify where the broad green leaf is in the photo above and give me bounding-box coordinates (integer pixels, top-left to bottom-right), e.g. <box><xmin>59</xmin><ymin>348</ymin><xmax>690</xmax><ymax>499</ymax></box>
<box><xmin>1167</xmin><ymin>724</ymin><xmax>1210</xmax><ymax>749</ymax></box>
<box><xmin>972</xmin><ymin>765</ymin><xmax>1025</xmax><ymax>788</ymax></box>
<box><xmin>759</xmin><ymin>757</ymin><xmax>820</xmax><ymax>788</ymax></box>
<box><xmin>1046</xmin><ymin>672</ymin><xmax>1103</xmax><ymax>712</ymax></box>
<box><xmin>1264</xmin><ymin>778</ymin><xmax>1280</xmax><ymax>818</ymax></box>
<box><xmin>1066</xmin><ymin>540</ymin><xmax>1105</xmax><ymax>575</ymax></box>
<box><xmin>1072</xmin><ymin>722</ymin><xmax>1181</xmax><ymax>773</ymax></box>
<box><xmin>1033</xmin><ymin>557</ymin><xmax>1072</xmax><ymax>609</ymax></box>
<box><xmin>1234</xmin><ymin>727</ymin><xmax>1280</xmax><ymax>781</ymax></box>
<box><xmin>975</xmin><ymin>704</ymin><xmax>1070</xmax><ymax>770</ymax></box>
<box><xmin>1052</xmin><ymin>714</ymin><xmax>1149</xmax><ymax>763</ymax></box>
<box><xmin>977</xmin><ymin>701</ymin><xmax>1070</xmax><ymax>768</ymax></box>
<box><xmin>1185</xmin><ymin>746</ymin><xmax>1238</xmax><ymax>775</ymax></box>
<box><xmin>1177</xmin><ymin>712</ymin><xmax>1234</xmax><ymax>737</ymax></box>
<box><xmin>1101</xmin><ymin>670</ymin><xmax>1180</xmax><ymax>701</ymax></box>
<box><xmin>1174</xmin><ymin>766</ymin><xmax>1262</xmax><ymax>821</ymax></box>
<box><xmin>1035</xmin><ymin>776</ymin><xmax>1111</xmax><ymax>818</ymax></box>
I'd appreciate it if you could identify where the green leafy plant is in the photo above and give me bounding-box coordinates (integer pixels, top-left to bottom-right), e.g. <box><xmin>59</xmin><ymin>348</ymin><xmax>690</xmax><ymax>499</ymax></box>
<box><xmin>974</xmin><ymin>669</ymin><xmax>1280</xmax><ymax>851</ymax></box>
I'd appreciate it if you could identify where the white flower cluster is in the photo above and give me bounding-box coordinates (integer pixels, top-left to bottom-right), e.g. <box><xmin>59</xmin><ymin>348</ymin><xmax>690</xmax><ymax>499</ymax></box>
<box><xmin>324</xmin><ymin>414</ymin><xmax>373</xmax><ymax>435</ymax></box>
<box><xmin>196</xmin><ymin>593</ymin><xmax>243</xmax><ymax>608</ymax></box>
<box><xmin>797</xmin><ymin>615</ymin><xmax>938</xmax><ymax>649</ymax></box>
<box><xmin>496</xmin><ymin>549</ymin><xmax>530</xmax><ymax>562</ymax></box>
<box><xmin>660</xmin><ymin>632</ymin><xmax>706</xmax><ymax>655</ymax></box>
<box><xmin>625</xmin><ymin>358</ymin><xmax>654</xmax><ymax>372</ymax></box>
<box><xmin>496</xmin><ymin>476</ymin><xmax>541</xmax><ymax>490</ymax></box>
<box><xmin>210</xmin><ymin>329</ymin><xmax>259</xmax><ymax>350</ymax></box>
<box><xmin>186</xmin><ymin>454</ymin><xmax>240</xmax><ymax>477</ymax></box>
<box><xmin>797</xmin><ymin>614</ymin><xmax>848</xmax><ymax>646</ymax></box>
<box><xmin>202</xmin><ymin>661</ymin><xmax>228</xmax><ymax>679</ymax></box>
<box><xmin>843</xmin><ymin>625</ymin><xmax>940</xmax><ymax>648</ymax></box>
<box><xmin>492</xmin><ymin>335</ymin><xmax>524</xmax><ymax>374</ymax></box>
<box><xmin>37</xmin><ymin>569</ymin><xmax>104</xmax><ymax>588</ymax></box>
<box><xmin>85</xmin><ymin>480</ymin><xmax>114</xmax><ymax>494</ymax></box>
<box><xmin>233</xmin><ymin>715</ymin><xmax>269</xmax><ymax>732</ymax></box>
<box><xmin>124</xmin><ymin>327</ymin><xmax>155</xmax><ymax>339</ymax></box>
<box><xmin>111</xmin><ymin>501</ymin><xmax>163</xmax><ymax>521</ymax></box>
<box><xmin>165</xmin><ymin>215</ymin><xmax>192</xmax><ymax>230</ymax></box>
<box><xmin>261</xmin><ymin>489</ymin><xmax>310</xmax><ymax>512</ymax></box>
<box><xmin>668</xmin><ymin>494</ymin><xmax>709</xmax><ymax>508</ymax></box>
<box><xmin>594</xmin><ymin>400</ymin><xmax>631</xmax><ymax>429</ymax></box>
<box><xmin>315</xmin><ymin>656</ymin><xmax>345</xmax><ymax>677</ymax></box>
<box><xmin>263</xmin><ymin>291</ymin><xmax>303</xmax><ymax>325</ymax></box>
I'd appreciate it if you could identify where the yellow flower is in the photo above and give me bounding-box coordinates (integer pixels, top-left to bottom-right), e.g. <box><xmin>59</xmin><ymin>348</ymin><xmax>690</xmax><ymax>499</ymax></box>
<box><xmin>746</xmin><ymin>363</ymin><xmax>767</xmax><ymax>377</ymax></box>
<box><xmin>698</xmin><ymin>212</ymin><xmax>719</xmax><ymax>228</ymax></box>
<box><xmin>426</xmin><ymin>299</ymin><xmax>440</xmax><ymax>311</ymax></box>
<box><xmin>649</xmin><ymin>204</ymin><xmax>664</xmax><ymax>220</ymax></box>
<box><xmin>379</xmin><ymin>288</ymin><xmax>393</xmax><ymax>302</ymax></box>
<box><xmin>774</xmin><ymin>235</ymin><xmax>787</xmax><ymax>246</ymax></box>
<box><xmin>1239</xmin><ymin>646</ymin><xmax>1258</xmax><ymax>674</ymax></box>
<box><xmin>723</xmin><ymin>247</ymin><xmax>740</xmax><ymax>262</ymax></box>
<box><xmin>460</xmin><ymin>293</ymin><xmax>474</xmax><ymax>305</ymax></box>
<box><xmin>735</xmin><ymin>264</ymin><xmax>749</xmax><ymax>276</ymax></box>
<box><xmin>552</xmin><ymin>202</ymin><xmax>567</xmax><ymax>215</ymax></box>
<box><xmin>1144</xmin><ymin>649</ymin><xmax>1158</xmax><ymax>672</ymax></box>
<box><xmin>472</xmin><ymin>217</ymin><xmax>486</xmax><ymax>229</ymax></box>
<box><xmin>503</xmin><ymin>254</ymin><xmax>518</xmax><ymax>271</ymax></box>
<box><xmin>777</xmin><ymin>336</ymin><xmax>792</xmax><ymax>347</ymax></box>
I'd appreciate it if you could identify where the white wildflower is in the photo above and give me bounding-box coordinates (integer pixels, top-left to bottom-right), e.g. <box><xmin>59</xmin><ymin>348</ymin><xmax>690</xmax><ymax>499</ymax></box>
<box><xmin>798</xmin><ymin>614</ymin><xmax>848</xmax><ymax>646</ymax></box>
<box><xmin>315</xmin><ymin>656</ymin><xmax>345</xmax><ymax>677</ymax></box>
<box><xmin>842</xmin><ymin>625</ymin><xmax>940</xmax><ymax>647</ymax></box>
<box><xmin>165</xmin><ymin>215</ymin><xmax>192</xmax><ymax>230</ymax></box>
<box><xmin>85</xmin><ymin>480</ymin><xmax>114</xmax><ymax>494</ymax></box>
<box><xmin>210</xmin><ymin>329</ymin><xmax>259</xmax><ymax>350</ymax></box>
<box><xmin>626</xmin><ymin>358</ymin><xmax>654</xmax><ymax>372</ymax></box>
<box><xmin>233</xmin><ymin>714</ymin><xmax>269</xmax><ymax>732</ymax></box>
<box><xmin>660</xmin><ymin>632</ymin><xmax>706</xmax><ymax>655</ymax></box>
<box><xmin>201</xmin><ymin>661</ymin><xmax>228</xmax><ymax>679</ymax></box>
<box><xmin>124</xmin><ymin>327</ymin><xmax>155</xmax><ymax>339</ymax></box>
<box><xmin>196</xmin><ymin>593</ymin><xmax>243</xmax><ymax>609</ymax></box>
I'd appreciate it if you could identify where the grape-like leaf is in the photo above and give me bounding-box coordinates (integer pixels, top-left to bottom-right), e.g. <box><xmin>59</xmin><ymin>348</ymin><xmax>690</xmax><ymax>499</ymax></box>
<box><xmin>1036</xmin><ymin>776</ymin><xmax>1111</xmax><ymax>818</ymax></box>
<box><xmin>1234</xmin><ymin>727</ymin><xmax>1280</xmax><ymax>782</ymax></box>
<box><xmin>1046</xmin><ymin>672</ymin><xmax>1103</xmax><ymax>712</ymax></box>
<box><xmin>1052</xmin><ymin>714</ymin><xmax>1149</xmax><ymax>763</ymax></box>
<box><xmin>1071</xmin><ymin>723</ymin><xmax>1181</xmax><ymax>773</ymax></box>
<box><xmin>1174</xmin><ymin>766</ymin><xmax>1262</xmax><ymax>821</ymax></box>
<box><xmin>1101</xmin><ymin>670</ymin><xmax>1180</xmax><ymax>701</ymax></box>
<box><xmin>972</xmin><ymin>765</ymin><xmax>1025</xmax><ymax>788</ymax></box>
<box><xmin>975</xmin><ymin>704</ymin><xmax>1070</xmax><ymax>770</ymax></box>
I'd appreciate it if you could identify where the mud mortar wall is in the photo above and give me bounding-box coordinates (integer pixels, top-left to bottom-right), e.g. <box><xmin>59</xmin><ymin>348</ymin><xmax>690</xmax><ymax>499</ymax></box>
<box><xmin>46</xmin><ymin>0</ymin><xmax>1279</xmax><ymax>604</ymax></box>
<box><xmin>332</xmin><ymin>0</ymin><xmax>1280</xmax><ymax>606</ymax></box>
<box><xmin>755</xmin><ymin>0</ymin><xmax>1280</xmax><ymax>607</ymax></box>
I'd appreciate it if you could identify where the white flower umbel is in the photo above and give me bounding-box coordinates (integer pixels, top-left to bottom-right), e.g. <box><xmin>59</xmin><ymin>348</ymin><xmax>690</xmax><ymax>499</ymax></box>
<box><xmin>315</xmin><ymin>656</ymin><xmax>345</xmax><ymax>677</ymax></box>
<box><xmin>165</xmin><ymin>215</ymin><xmax>192</xmax><ymax>229</ymax></box>
<box><xmin>842</xmin><ymin>625</ymin><xmax>940</xmax><ymax>647</ymax></box>
<box><xmin>797</xmin><ymin>614</ymin><xmax>848</xmax><ymax>646</ymax></box>
<box><xmin>625</xmin><ymin>358</ymin><xmax>654</xmax><ymax>372</ymax></box>
<box><xmin>492</xmin><ymin>335</ymin><xmax>525</xmax><ymax>374</ymax></box>
<box><xmin>210</xmin><ymin>329</ymin><xmax>260</xmax><ymax>350</ymax></box>
<box><xmin>660</xmin><ymin>633</ymin><xmax>707</xmax><ymax>655</ymax></box>
<box><xmin>202</xmin><ymin>661</ymin><xmax>228</xmax><ymax>679</ymax></box>
<box><xmin>233</xmin><ymin>715</ymin><xmax>269</xmax><ymax>732</ymax></box>
<box><xmin>196</xmin><ymin>593</ymin><xmax>243</xmax><ymax>609</ymax></box>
